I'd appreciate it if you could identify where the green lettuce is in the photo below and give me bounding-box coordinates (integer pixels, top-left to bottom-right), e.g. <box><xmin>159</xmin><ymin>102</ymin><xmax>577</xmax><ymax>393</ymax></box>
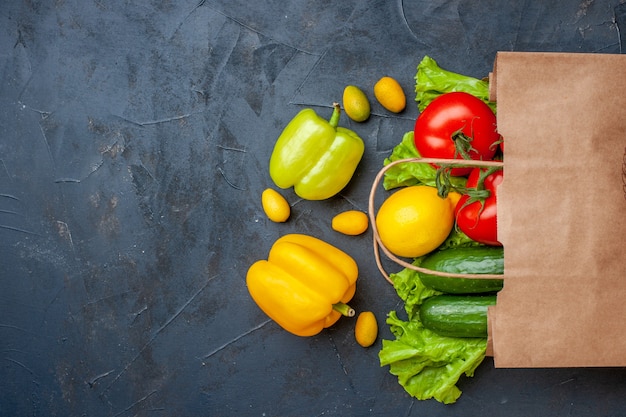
<box><xmin>379</xmin><ymin>263</ymin><xmax>487</xmax><ymax>404</ymax></box>
<box><xmin>415</xmin><ymin>55</ymin><xmax>496</xmax><ymax>113</ymax></box>
<box><xmin>388</xmin><ymin>258</ymin><xmax>441</xmax><ymax>319</ymax></box>
<box><xmin>379</xmin><ymin>311</ymin><xmax>487</xmax><ymax>404</ymax></box>
<box><xmin>382</xmin><ymin>131</ymin><xmax>467</xmax><ymax>191</ymax></box>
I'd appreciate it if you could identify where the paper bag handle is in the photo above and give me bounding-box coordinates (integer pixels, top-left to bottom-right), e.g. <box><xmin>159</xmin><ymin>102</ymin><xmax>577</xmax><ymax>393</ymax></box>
<box><xmin>368</xmin><ymin>157</ymin><xmax>505</xmax><ymax>285</ymax></box>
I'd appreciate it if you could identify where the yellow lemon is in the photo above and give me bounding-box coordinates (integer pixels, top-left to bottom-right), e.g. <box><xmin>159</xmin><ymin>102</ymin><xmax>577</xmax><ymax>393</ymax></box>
<box><xmin>331</xmin><ymin>210</ymin><xmax>369</xmax><ymax>236</ymax></box>
<box><xmin>355</xmin><ymin>311</ymin><xmax>378</xmax><ymax>348</ymax></box>
<box><xmin>261</xmin><ymin>188</ymin><xmax>290</xmax><ymax>222</ymax></box>
<box><xmin>343</xmin><ymin>85</ymin><xmax>370</xmax><ymax>122</ymax></box>
<box><xmin>374</xmin><ymin>76</ymin><xmax>406</xmax><ymax>113</ymax></box>
<box><xmin>375</xmin><ymin>185</ymin><xmax>455</xmax><ymax>258</ymax></box>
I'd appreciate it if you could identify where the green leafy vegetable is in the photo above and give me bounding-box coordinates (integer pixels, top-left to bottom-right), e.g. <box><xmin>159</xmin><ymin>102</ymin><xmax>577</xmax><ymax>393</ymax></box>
<box><xmin>379</xmin><ymin>263</ymin><xmax>487</xmax><ymax>404</ymax></box>
<box><xmin>415</xmin><ymin>55</ymin><xmax>496</xmax><ymax>113</ymax></box>
<box><xmin>438</xmin><ymin>227</ymin><xmax>482</xmax><ymax>251</ymax></box>
<box><xmin>379</xmin><ymin>311</ymin><xmax>487</xmax><ymax>404</ymax></box>
<box><xmin>388</xmin><ymin>258</ymin><xmax>441</xmax><ymax>319</ymax></box>
<box><xmin>382</xmin><ymin>131</ymin><xmax>467</xmax><ymax>191</ymax></box>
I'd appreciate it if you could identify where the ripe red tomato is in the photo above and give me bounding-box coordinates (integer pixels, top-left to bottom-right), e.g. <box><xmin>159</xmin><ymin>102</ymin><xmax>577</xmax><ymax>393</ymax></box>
<box><xmin>455</xmin><ymin>167</ymin><xmax>503</xmax><ymax>246</ymax></box>
<box><xmin>414</xmin><ymin>92</ymin><xmax>500</xmax><ymax>176</ymax></box>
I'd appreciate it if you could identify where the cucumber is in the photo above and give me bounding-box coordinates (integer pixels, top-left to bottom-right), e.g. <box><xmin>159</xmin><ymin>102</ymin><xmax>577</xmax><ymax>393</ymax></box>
<box><xmin>418</xmin><ymin>246</ymin><xmax>504</xmax><ymax>294</ymax></box>
<box><xmin>419</xmin><ymin>294</ymin><xmax>496</xmax><ymax>338</ymax></box>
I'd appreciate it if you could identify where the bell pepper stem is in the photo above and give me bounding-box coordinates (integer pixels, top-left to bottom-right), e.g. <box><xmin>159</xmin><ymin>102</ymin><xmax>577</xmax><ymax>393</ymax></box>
<box><xmin>329</xmin><ymin>102</ymin><xmax>341</xmax><ymax>128</ymax></box>
<box><xmin>333</xmin><ymin>302</ymin><xmax>355</xmax><ymax>317</ymax></box>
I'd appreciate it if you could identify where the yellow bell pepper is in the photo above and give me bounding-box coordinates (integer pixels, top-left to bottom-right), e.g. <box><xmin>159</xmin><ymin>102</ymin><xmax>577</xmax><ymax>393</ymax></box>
<box><xmin>246</xmin><ymin>234</ymin><xmax>358</xmax><ymax>337</ymax></box>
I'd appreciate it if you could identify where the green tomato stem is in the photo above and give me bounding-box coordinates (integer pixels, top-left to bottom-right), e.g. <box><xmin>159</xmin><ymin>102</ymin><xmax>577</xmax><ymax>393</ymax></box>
<box><xmin>329</xmin><ymin>102</ymin><xmax>341</xmax><ymax>128</ymax></box>
<box><xmin>333</xmin><ymin>302</ymin><xmax>355</xmax><ymax>317</ymax></box>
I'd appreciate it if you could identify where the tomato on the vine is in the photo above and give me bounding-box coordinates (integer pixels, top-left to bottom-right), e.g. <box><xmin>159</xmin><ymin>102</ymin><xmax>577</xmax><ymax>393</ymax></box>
<box><xmin>455</xmin><ymin>167</ymin><xmax>503</xmax><ymax>246</ymax></box>
<box><xmin>414</xmin><ymin>92</ymin><xmax>500</xmax><ymax>176</ymax></box>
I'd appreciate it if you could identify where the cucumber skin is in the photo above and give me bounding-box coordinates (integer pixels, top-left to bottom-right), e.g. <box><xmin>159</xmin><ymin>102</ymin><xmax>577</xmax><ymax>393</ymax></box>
<box><xmin>419</xmin><ymin>294</ymin><xmax>496</xmax><ymax>338</ymax></box>
<box><xmin>419</xmin><ymin>246</ymin><xmax>504</xmax><ymax>294</ymax></box>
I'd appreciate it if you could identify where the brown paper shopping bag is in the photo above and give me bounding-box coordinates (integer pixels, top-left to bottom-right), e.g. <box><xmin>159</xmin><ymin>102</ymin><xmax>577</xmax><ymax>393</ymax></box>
<box><xmin>369</xmin><ymin>52</ymin><xmax>626</xmax><ymax>369</ymax></box>
<box><xmin>489</xmin><ymin>52</ymin><xmax>626</xmax><ymax>367</ymax></box>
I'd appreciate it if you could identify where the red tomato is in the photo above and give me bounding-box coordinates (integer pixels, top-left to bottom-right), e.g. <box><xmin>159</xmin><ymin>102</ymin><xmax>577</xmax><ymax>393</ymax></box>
<box><xmin>414</xmin><ymin>92</ymin><xmax>500</xmax><ymax>176</ymax></box>
<box><xmin>455</xmin><ymin>167</ymin><xmax>503</xmax><ymax>246</ymax></box>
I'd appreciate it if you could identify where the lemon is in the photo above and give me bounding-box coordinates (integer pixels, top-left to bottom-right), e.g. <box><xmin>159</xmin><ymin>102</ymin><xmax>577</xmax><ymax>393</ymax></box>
<box><xmin>331</xmin><ymin>210</ymin><xmax>369</xmax><ymax>236</ymax></box>
<box><xmin>375</xmin><ymin>185</ymin><xmax>455</xmax><ymax>258</ymax></box>
<box><xmin>355</xmin><ymin>311</ymin><xmax>378</xmax><ymax>348</ymax></box>
<box><xmin>343</xmin><ymin>85</ymin><xmax>370</xmax><ymax>122</ymax></box>
<box><xmin>374</xmin><ymin>76</ymin><xmax>406</xmax><ymax>113</ymax></box>
<box><xmin>261</xmin><ymin>188</ymin><xmax>290</xmax><ymax>222</ymax></box>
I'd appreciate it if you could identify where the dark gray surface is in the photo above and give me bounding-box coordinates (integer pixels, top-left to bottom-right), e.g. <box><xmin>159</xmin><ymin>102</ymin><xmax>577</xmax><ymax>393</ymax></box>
<box><xmin>2</xmin><ymin>1</ymin><xmax>626</xmax><ymax>416</ymax></box>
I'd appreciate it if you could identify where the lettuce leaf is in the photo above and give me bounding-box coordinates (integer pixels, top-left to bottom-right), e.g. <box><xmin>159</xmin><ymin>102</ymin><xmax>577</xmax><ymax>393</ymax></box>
<box><xmin>415</xmin><ymin>55</ymin><xmax>496</xmax><ymax>113</ymax></box>
<box><xmin>382</xmin><ymin>131</ymin><xmax>467</xmax><ymax>191</ymax></box>
<box><xmin>387</xmin><ymin>258</ymin><xmax>440</xmax><ymax>319</ymax></box>
<box><xmin>438</xmin><ymin>226</ymin><xmax>482</xmax><ymax>251</ymax></box>
<box><xmin>379</xmin><ymin>262</ymin><xmax>487</xmax><ymax>404</ymax></box>
<box><xmin>379</xmin><ymin>311</ymin><xmax>487</xmax><ymax>404</ymax></box>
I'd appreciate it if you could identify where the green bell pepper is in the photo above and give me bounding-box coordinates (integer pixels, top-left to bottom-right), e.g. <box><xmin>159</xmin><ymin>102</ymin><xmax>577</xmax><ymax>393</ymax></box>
<box><xmin>269</xmin><ymin>103</ymin><xmax>365</xmax><ymax>200</ymax></box>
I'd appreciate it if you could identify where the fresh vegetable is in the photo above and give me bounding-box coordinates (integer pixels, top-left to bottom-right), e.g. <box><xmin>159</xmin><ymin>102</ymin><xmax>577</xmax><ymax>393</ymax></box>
<box><xmin>419</xmin><ymin>294</ymin><xmax>496</xmax><ymax>338</ymax></box>
<box><xmin>374</xmin><ymin>76</ymin><xmax>406</xmax><ymax>113</ymax></box>
<box><xmin>377</xmin><ymin>56</ymin><xmax>502</xmax><ymax>405</ymax></box>
<box><xmin>355</xmin><ymin>311</ymin><xmax>378</xmax><ymax>347</ymax></box>
<box><xmin>343</xmin><ymin>85</ymin><xmax>371</xmax><ymax>122</ymax></box>
<box><xmin>375</xmin><ymin>185</ymin><xmax>459</xmax><ymax>258</ymax></box>
<box><xmin>246</xmin><ymin>234</ymin><xmax>357</xmax><ymax>336</ymax></box>
<box><xmin>269</xmin><ymin>104</ymin><xmax>365</xmax><ymax>200</ymax></box>
<box><xmin>388</xmin><ymin>258</ymin><xmax>442</xmax><ymax>319</ymax></box>
<box><xmin>379</xmin><ymin>265</ymin><xmax>487</xmax><ymax>404</ymax></box>
<box><xmin>418</xmin><ymin>246</ymin><xmax>503</xmax><ymax>294</ymax></box>
<box><xmin>415</xmin><ymin>55</ymin><xmax>495</xmax><ymax>113</ymax></box>
<box><xmin>261</xmin><ymin>188</ymin><xmax>290</xmax><ymax>223</ymax></box>
<box><xmin>455</xmin><ymin>167</ymin><xmax>503</xmax><ymax>246</ymax></box>
<box><xmin>413</xmin><ymin>91</ymin><xmax>500</xmax><ymax>176</ymax></box>
<box><xmin>331</xmin><ymin>210</ymin><xmax>369</xmax><ymax>236</ymax></box>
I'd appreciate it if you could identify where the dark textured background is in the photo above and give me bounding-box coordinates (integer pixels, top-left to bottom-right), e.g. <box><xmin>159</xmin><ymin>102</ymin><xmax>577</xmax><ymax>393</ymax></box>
<box><xmin>2</xmin><ymin>1</ymin><xmax>626</xmax><ymax>416</ymax></box>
